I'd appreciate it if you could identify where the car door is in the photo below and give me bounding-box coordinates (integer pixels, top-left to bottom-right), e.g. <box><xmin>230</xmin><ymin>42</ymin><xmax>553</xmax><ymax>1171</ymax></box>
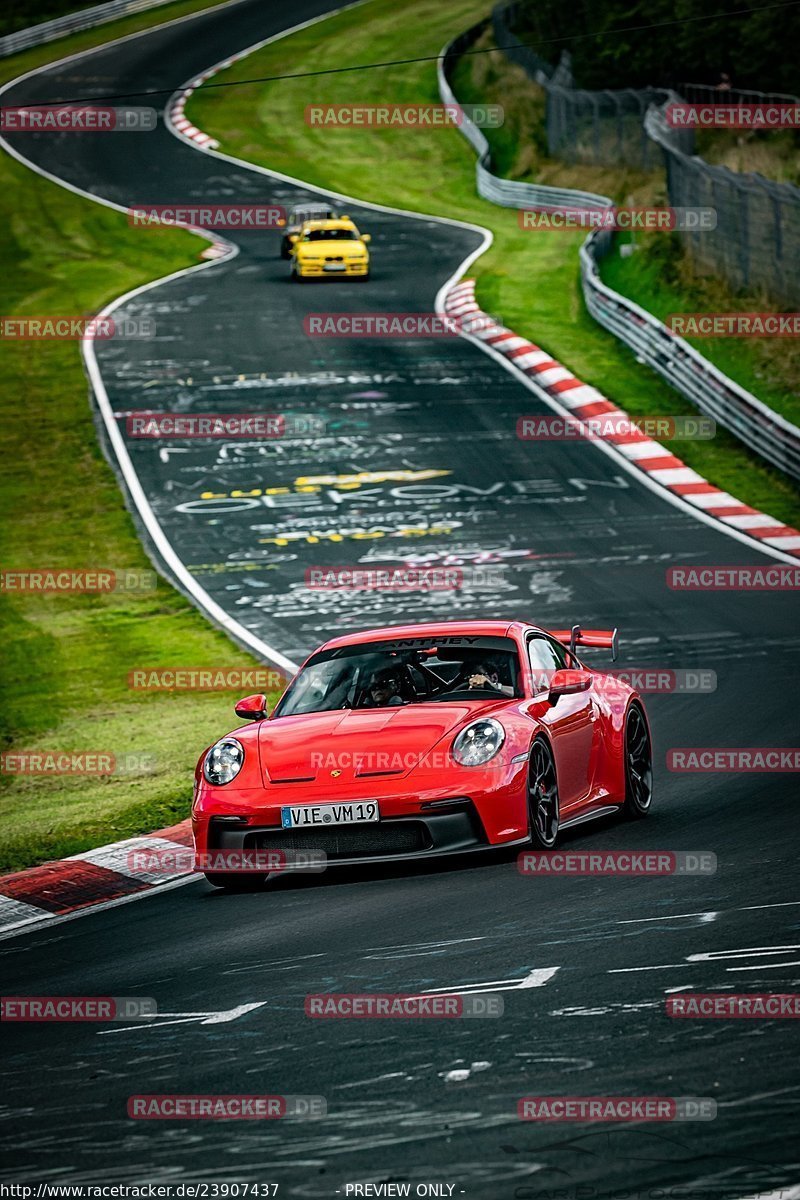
<box><xmin>527</xmin><ymin>634</ymin><xmax>597</xmax><ymax>811</ymax></box>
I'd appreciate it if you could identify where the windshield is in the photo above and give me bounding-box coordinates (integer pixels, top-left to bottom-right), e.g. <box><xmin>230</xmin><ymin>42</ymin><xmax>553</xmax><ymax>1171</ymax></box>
<box><xmin>303</xmin><ymin>228</ymin><xmax>359</xmax><ymax>241</ymax></box>
<box><xmin>274</xmin><ymin>636</ymin><xmax>522</xmax><ymax>717</ymax></box>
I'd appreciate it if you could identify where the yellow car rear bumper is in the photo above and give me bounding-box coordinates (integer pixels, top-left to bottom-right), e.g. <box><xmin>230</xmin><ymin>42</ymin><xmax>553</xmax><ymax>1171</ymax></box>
<box><xmin>294</xmin><ymin>261</ymin><xmax>369</xmax><ymax>278</ymax></box>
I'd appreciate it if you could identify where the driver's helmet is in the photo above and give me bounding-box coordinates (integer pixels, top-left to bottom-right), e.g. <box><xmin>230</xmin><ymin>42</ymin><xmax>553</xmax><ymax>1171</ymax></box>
<box><xmin>369</xmin><ymin>666</ymin><xmax>402</xmax><ymax>694</ymax></box>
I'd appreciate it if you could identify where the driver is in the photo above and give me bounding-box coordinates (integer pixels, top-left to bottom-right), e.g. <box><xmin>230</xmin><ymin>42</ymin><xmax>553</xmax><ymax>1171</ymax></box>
<box><xmin>363</xmin><ymin>666</ymin><xmax>405</xmax><ymax>708</ymax></box>
<box><xmin>465</xmin><ymin>658</ymin><xmax>515</xmax><ymax>697</ymax></box>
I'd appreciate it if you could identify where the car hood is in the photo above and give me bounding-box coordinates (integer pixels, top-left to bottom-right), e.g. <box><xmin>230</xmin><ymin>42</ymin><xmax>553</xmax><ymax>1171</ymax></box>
<box><xmin>257</xmin><ymin>702</ymin><xmax>503</xmax><ymax>784</ymax></box>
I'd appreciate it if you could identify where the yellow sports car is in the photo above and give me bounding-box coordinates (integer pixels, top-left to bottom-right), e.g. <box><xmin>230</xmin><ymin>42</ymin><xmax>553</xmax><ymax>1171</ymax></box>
<box><xmin>289</xmin><ymin>217</ymin><xmax>371</xmax><ymax>280</ymax></box>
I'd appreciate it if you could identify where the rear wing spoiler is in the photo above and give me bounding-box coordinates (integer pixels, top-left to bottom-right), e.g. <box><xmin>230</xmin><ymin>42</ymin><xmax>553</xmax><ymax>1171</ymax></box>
<box><xmin>548</xmin><ymin>624</ymin><xmax>619</xmax><ymax>662</ymax></box>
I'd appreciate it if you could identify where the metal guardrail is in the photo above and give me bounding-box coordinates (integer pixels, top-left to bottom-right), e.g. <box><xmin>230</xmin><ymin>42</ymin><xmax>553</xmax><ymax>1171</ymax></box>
<box><xmin>439</xmin><ymin>24</ymin><xmax>800</xmax><ymax>483</ymax></box>
<box><xmin>582</xmin><ymin>231</ymin><xmax>800</xmax><ymax>481</ymax></box>
<box><xmin>0</xmin><ymin>0</ymin><xmax>178</xmax><ymax>57</ymax></box>
<box><xmin>439</xmin><ymin>26</ymin><xmax>609</xmax><ymax>213</ymax></box>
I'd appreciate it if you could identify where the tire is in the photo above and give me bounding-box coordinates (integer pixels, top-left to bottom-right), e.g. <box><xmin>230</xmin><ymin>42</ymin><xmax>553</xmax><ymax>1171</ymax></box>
<box><xmin>623</xmin><ymin>703</ymin><xmax>653</xmax><ymax>818</ymax></box>
<box><xmin>528</xmin><ymin>737</ymin><xmax>560</xmax><ymax>849</ymax></box>
<box><xmin>203</xmin><ymin>872</ymin><xmax>269</xmax><ymax>891</ymax></box>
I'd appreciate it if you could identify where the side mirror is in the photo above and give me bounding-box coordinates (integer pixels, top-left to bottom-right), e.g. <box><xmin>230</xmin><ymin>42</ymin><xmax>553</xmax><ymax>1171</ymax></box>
<box><xmin>361</xmin><ymin>233</ymin><xmax>372</xmax><ymax>243</ymax></box>
<box><xmin>234</xmin><ymin>693</ymin><xmax>268</xmax><ymax>721</ymax></box>
<box><xmin>288</xmin><ymin>233</ymin><xmax>299</xmax><ymax>243</ymax></box>
<box><xmin>340</xmin><ymin>213</ymin><xmax>350</xmax><ymax>219</ymax></box>
<box><xmin>548</xmin><ymin>669</ymin><xmax>592</xmax><ymax>704</ymax></box>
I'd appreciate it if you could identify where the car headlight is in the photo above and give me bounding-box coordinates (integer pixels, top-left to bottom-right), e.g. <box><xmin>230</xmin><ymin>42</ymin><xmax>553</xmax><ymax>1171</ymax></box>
<box><xmin>452</xmin><ymin>718</ymin><xmax>505</xmax><ymax>767</ymax></box>
<box><xmin>203</xmin><ymin>738</ymin><xmax>244</xmax><ymax>785</ymax></box>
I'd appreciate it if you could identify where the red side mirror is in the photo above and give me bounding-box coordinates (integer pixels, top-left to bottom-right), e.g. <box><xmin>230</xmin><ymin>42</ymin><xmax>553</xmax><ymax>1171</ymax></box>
<box><xmin>234</xmin><ymin>693</ymin><xmax>268</xmax><ymax>721</ymax></box>
<box><xmin>548</xmin><ymin>669</ymin><xmax>592</xmax><ymax>704</ymax></box>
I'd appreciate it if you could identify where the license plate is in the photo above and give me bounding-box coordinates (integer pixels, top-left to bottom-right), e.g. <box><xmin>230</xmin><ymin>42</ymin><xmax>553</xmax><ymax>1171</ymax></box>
<box><xmin>323</xmin><ymin>262</ymin><xmax>346</xmax><ymax>271</ymax></box>
<box><xmin>281</xmin><ymin>801</ymin><xmax>380</xmax><ymax>828</ymax></box>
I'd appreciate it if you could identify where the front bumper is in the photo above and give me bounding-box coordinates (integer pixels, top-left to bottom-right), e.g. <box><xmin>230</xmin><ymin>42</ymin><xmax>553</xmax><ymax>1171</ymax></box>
<box><xmin>208</xmin><ymin>803</ymin><xmax>502</xmax><ymax>868</ymax></box>
<box><xmin>193</xmin><ymin>761</ymin><xmax>529</xmax><ymax>870</ymax></box>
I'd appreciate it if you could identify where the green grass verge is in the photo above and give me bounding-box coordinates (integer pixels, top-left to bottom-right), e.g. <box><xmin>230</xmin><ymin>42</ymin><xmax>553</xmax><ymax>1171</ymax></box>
<box><xmin>188</xmin><ymin>0</ymin><xmax>800</xmax><ymax>528</ymax></box>
<box><xmin>0</xmin><ymin>0</ymin><xmax>286</xmax><ymax>874</ymax></box>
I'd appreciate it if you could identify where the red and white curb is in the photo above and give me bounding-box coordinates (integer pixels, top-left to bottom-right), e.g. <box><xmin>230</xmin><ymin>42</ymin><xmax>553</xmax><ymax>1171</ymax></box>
<box><xmin>0</xmin><ymin>819</ymin><xmax>194</xmax><ymax>934</ymax></box>
<box><xmin>167</xmin><ymin>49</ymin><xmax>254</xmax><ymax>151</ymax></box>
<box><xmin>447</xmin><ymin>280</ymin><xmax>800</xmax><ymax>558</ymax></box>
<box><xmin>168</xmin><ymin>79</ymin><xmax>219</xmax><ymax>149</ymax></box>
<box><xmin>166</xmin><ymin>59</ymin><xmax>254</xmax><ymax>262</ymax></box>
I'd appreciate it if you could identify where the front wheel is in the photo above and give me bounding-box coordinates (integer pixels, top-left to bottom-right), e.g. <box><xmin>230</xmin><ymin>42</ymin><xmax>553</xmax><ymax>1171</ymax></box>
<box><xmin>203</xmin><ymin>872</ymin><xmax>269</xmax><ymax>891</ymax></box>
<box><xmin>623</xmin><ymin>703</ymin><xmax>653</xmax><ymax>818</ymax></box>
<box><xmin>528</xmin><ymin>737</ymin><xmax>560</xmax><ymax>849</ymax></box>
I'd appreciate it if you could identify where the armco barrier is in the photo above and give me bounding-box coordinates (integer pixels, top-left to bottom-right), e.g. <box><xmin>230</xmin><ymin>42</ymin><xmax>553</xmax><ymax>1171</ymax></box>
<box><xmin>1</xmin><ymin>0</ymin><xmax>178</xmax><ymax>57</ymax></box>
<box><xmin>439</xmin><ymin>25</ymin><xmax>800</xmax><ymax>482</ymax></box>
<box><xmin>581</xmin><ymin>230</ymin><xmax>800</xmax><ymax>481</ymax></box>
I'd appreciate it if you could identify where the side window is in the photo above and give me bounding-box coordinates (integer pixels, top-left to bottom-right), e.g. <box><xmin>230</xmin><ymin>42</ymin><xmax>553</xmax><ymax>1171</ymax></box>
<box><xmin>526</xmin><ymin>636</ymin><xmax>569</xmax><ymax>694</ymax></box>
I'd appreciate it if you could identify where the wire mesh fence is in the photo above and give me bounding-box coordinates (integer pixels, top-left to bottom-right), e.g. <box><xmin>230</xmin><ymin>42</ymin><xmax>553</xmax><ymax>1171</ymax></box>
<box><xmin>646</xmin><ymin>94</ymin><xmax>800</xmax><ymax>306</ymax></box>
<box><xmin>492</xmin><ymin>1</ymin><xmax>666</xmax><ymax>169</ymax></box>
<box><xmin>493</xmin><ymin>2</ymin><xmax>800</xmax><ymax>305</ymax></box>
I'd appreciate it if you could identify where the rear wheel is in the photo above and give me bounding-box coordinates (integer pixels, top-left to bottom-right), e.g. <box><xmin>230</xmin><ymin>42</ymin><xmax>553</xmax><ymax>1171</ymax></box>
<box><xmin>623</xmin><ymin>703</ymin><xmax>653</xmax><ymax>818</ymax></box>
<box><xmin>203</xmin><ymin>872</ymin><xmax>269</xmax><ymax>891</ymax></box>
<box><xmin>528</xmin><ymin>737</ymin><xmax>560</xmax><ymax>849</ymax></box>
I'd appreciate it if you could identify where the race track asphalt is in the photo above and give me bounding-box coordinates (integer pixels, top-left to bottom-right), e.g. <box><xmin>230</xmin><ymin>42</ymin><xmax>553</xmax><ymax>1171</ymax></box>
<box><xmin>2</xmin><ymin>2</ymin><xmax>799</xmax><ymax>1195</ymax></box>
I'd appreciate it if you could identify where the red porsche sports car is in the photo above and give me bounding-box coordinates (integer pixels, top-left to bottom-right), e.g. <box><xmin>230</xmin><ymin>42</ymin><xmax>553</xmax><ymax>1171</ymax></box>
<box><xmin>192</xmin><ymin>620</ymin><xmax>653</xmax><ymax>889</ymax></box>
